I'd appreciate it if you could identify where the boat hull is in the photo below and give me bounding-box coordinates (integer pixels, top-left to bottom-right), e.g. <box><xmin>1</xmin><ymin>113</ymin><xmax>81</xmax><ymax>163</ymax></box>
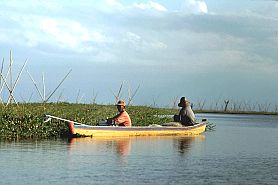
<box><xmin>68</xmin><ymin>121</ymin><xmax>207</xmax><ymax>137</ymax></box>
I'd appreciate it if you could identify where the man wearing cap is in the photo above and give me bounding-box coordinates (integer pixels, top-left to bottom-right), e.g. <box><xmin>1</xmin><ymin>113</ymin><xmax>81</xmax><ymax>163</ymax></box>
<box><xmin>174</xmin><ymin>97</ymin><xmax>195</xmax><ymax>126</ymax></box>
<box><xmin>107</xmin><ymin>100</ymin><xmax>132</xmax><ymax>127</ymax></box>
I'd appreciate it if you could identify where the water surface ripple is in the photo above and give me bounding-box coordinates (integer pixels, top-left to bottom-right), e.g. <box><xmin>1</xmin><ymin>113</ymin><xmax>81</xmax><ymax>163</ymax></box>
<box><xmin>1</xmin><ymin>113</ymin><xmax>278</xmax><ymax>185</ymax></box>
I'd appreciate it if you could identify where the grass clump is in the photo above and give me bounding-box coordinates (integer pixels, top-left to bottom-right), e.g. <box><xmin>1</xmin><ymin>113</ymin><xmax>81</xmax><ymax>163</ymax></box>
<box><xmin>0</xmin><ymin>103</ymin><xmax>177</xmax><ymax>140</ymax></box>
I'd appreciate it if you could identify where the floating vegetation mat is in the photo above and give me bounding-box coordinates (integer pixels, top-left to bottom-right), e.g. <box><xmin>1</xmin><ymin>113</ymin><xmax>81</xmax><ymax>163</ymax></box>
<box><xmin>0</xmin><ymin>103</ymin><xmax>176</xmax><ymax>139</ymax></box>
<box><xmin>0</xmin><ymin>103</ymin><xmax>216</xmax><ymax>140</ymax></box>
<box><xmin>205</xmin><ymin>122</ymin><xmax>216</xmax><ymax>131</ymax></box>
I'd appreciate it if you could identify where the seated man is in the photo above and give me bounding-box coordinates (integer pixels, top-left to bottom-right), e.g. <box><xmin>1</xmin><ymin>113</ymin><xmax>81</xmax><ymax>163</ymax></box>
<box><xmin>174</xmin><ymin>97</ymin><xmax>195</xmax><ymax>126</ymax></box>
<box><xmin>107</xmin><ymin>100</ymin><xmax>132</xmax><ymax>127</ymax></box>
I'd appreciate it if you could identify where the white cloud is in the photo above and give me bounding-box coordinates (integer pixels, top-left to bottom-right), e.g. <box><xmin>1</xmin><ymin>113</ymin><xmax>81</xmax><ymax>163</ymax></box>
<box><xmin>2</xmin><ymin>14</ymin><xmax>108</xmax><ymax>53</ymax></box>
<box><xmin>39</xmin><ymin>18</ymin><xmax>106</xmax><ymax>48</ymax></box>
<box><xmin>125</xmin><ymin>32</ymin><xmax>141</xmax><ymax>43</ymax></box>
<box><xmin>123</xmin><ymin>31</ymin><xmax>167</xmax><ymax>54</ymax></box>
<box><xmin>133</xmin><ymin>1</ymin><xmax>167</xmax><ymax>12</ymax></box>
<box><xmin>1</xmin><ymin>0</ymin><xmax>277</xmax><ymax>73</ymax></box>
<box><xmin>151</xmin><ymin>41</ymin><xmax>167</xmax><ymax>49</ymax></box>
<box><xmin>182</xmin><ymin>0</ymin><xmax>208</xmax><ymax>14</ymax></box>
<box><xmin>104</xmin><ymin>0</ymin><xmax>124</xmax><ymax>10</ymax></box>
<box><xmin>6</xmin><ymin>16</ymin><xmax>105</xmax><ymax>52</ymax></box>
<box><xmin>1</xmin><ymin>1</ymin><xmax>278</xmax><ymax>106</ymax></box>
<box><xmin>93</xmin><ymin>0</ymin><xmax>168</xmax><ymax>14</ymax></box>
<box><xmin>101</xmin><ymin>0</ymin><xmax>168</xmax><ymax>13</ymax></box>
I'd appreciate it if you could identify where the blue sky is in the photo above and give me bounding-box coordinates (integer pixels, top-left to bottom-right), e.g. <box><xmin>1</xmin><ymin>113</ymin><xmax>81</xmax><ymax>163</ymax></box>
<box><xmin>0</xmin><ymin>0</ymin><xmax>278</xmax><ymax>109</ymax></box>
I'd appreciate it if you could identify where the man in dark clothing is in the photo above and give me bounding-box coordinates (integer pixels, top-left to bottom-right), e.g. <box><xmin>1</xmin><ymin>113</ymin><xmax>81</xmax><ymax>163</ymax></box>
<box><xmin>174</xmin><ymin>97</ymin><xmax>195</xmax><ymax>126</ymax></box>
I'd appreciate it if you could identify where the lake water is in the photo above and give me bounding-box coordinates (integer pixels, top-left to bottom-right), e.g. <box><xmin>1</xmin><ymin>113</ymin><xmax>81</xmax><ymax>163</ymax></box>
<box><xmin>1</xmin><ymin>113</ymin><xmax>278</xmax><ymax>185</ymax></box>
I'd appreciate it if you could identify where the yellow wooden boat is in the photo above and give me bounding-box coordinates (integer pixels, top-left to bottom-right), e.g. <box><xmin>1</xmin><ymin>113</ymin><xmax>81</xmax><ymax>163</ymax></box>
<box><xmin>45</xmin><ymin>115</ymin><xmax>207</xmax><ymax>137</ymax></box>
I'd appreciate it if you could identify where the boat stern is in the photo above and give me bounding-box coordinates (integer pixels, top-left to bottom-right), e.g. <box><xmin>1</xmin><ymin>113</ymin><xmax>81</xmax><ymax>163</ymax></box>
<box><xmin>68</xmin><ymin>121</ymin><xmax>76</xmax><ymax>135</ymax></box>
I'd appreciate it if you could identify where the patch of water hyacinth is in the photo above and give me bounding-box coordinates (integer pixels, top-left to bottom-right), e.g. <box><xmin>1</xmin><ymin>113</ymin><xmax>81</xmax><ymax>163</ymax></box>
<box><xmin>0</xmin><ymin>103</ymin><xmax>215</xmax><ymax>140</ymax></box>
<box><xmin>0</xmin><ymin>103</ymin><xmax>177</xmax><ymax>139</ymax></box>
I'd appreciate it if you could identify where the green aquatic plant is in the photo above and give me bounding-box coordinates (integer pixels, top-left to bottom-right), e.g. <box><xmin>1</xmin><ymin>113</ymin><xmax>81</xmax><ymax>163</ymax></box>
<box><xmin>0</xmin><ymin>102</ymin><xmax>219</xmax><ymax>139</ymax></box>
<box><xmin>205</xmin><ymin>122</ymin><xmax>216</xmax><ymax>132</ymax></box>
<box><xmin>0</xmin><ymin>103</ymin><xmax>177</xmax><ymax>139</ymax></box>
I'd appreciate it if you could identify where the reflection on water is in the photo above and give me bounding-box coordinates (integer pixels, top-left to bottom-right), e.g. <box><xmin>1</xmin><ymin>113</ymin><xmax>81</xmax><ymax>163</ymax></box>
<box><xmin>115</xmin><ymin>139</ymin><xmax>131</xmax><ymax>157</ymax></box>
<box><xmin>1</xmin><ymin>114</ymin><xmax>278</xmax><ymax>185</ymax></box>
<box><xmin>67</xmin><ymin>137</ymin><xmax>131</xmax><ymax>157</ymax></box>
<box><xmin>173</xmin><ymin>137</ymin><xmax>194</xmax><ymax>155</ymax></box>
<box><xmin>67</xmin><ymin>135</ymin><xmax>205</xmax><ymax>158</ymax></box>
<box><xmin>173</xmin><ymin>135</ymin><xmax>206</xmax><ymax>156</ymax></box>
